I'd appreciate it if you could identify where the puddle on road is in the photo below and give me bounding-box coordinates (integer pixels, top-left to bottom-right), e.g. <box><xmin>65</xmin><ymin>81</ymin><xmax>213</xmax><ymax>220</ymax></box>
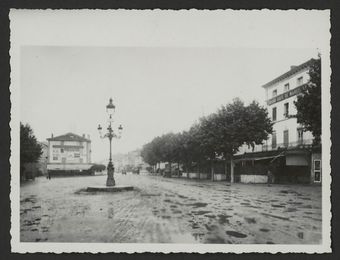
<box><xmin>192</xmin><ymin>210</ymin><xmax>211</xmax><ymax>216</ymax></box>
<box><xmin>217</xmin><ymin>214</ymin><xmax>232</xmax><ymax>225</ymax></box>
<box><xmin>141</xmin><ymin>193</ymin><xmax>161</xmax><ymax>197</ymax></box>
<box><xmin>259</xmin><ymin>228</ymin><xmax>270</xmax><ymax>232</ymax></box>
<box><xmin>20</xmin><ymin>196</ymin><xmax>37</xmax><ymax>203</ymax></box>
<box><xmin>287</xmin><ymin>201</ymin><xmax>303</xmax><ymax>205</ymax></box>
<box><xmin>256</xmin><ymin>199</ymin><xmax>267</xmax><ymax>203</ymax></box>
<box><xmin>280</xmin><ymin>190</ymin><xmax>302</xmax><ymax>196</ymax></box>
<box><xmin>261</xmin><ymin>212</ymin><xmax>290</xmax><ymax>221</ymax></box>
<box><xmin>244</xmin><ymin>217</ymin><xmax>256</xmax><ymax>224</ymax></box>
<box><xmin>304</xmin><ymin>211</ymin><xmax>313</xmax><ymax>215</ymax></box>
<box><xmin>205</xmin><ymin>236</ymin><xmax>226</xmax><ymax>244</ymax></box>
<box><xmin>300</xmin><ymin>197</ymin><xmax>312</xmax><ymax>201</ymax></box>
<box><xmin>284</xmin><ymin>208</ymin><xmax>297</xmax><ymax>212</ymax></box>
<box><xmin>189</xmin><ymin>202</ymin><xmax>208</xmax><ymax>208</ymax></box>
<box><xmin>226</xmin><ymin>230</ymin><xmax>247</xmax><ymax>238</ymax></box>
<box><xmin>271</xmin><ymin>204</ymin><xmax>285</xmax><ymax>208</ymax></box>
<box><xmin>300</xmin><ymin>205</ymin><xmax>313</xmax><ymax>209</ymax></box>
<box><xmin>191</xmin><ymin>222</ymin><xmax>200</xmax><ymax>229</ymax></box>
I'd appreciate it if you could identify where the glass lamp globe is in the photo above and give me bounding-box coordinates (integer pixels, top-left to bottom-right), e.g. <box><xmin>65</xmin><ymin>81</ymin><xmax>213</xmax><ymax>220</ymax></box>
<box><xmin>106</xmin><ymin>98</ymin><xmax>115</xmax><ymax>117</ymax></box>
<box><xmin>118</xmin><ymin>124</ymin><xmax>123</xmax><ymax>135</ymax></box>
<box><xmin>97</xmin><ymin>124</ymin><xmax>102</xmax><ymax>135</ymax></box>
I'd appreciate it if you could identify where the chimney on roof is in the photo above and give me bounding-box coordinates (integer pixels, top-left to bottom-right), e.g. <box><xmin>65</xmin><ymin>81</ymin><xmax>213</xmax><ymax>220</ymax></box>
<box><xmin>83</xmin><ymin>134</ymin><xmax>85</xmax><ymax>138</ymax></box>
<box><xmin>290</xmin><ymin>65</ymin><xmax>297</xmax><ymax>70</ymax></box>
<box><xmin>51</xmin><ymin>133</ymin><xmax>53</xmax><ymax>138</ymax></box>
<box><xmin>87</xmin><ymin>134</ymin><xmax>90</xmax><ymax>139</ymax></box>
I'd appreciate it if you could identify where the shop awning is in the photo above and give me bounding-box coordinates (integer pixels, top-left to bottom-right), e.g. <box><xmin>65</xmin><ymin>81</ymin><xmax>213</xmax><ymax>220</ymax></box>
<box><xmin>234</xmin><ymin>153</ymin><xmax>285</xmax><ymax>162</ymax></box>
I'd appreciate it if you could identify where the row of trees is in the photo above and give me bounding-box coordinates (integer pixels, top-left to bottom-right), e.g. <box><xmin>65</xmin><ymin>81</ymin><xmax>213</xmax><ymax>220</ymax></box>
<box><xmin>141</xmin><ymin>57</ymin><xmax>322</xmax><ymax>181</ymax></box>
<box><xmin>141</xmin><ymin>99</ymin><xmax>273</xmax><ymax>181</ymax></box>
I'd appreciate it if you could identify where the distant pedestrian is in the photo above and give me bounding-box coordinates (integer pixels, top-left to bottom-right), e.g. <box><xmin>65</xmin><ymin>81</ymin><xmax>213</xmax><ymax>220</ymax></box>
<box><xmin>47</xmin><ymin>171</ymin><xmax>51</xmax><ymax>180</ymax></box>
<box><xmin>267</xmin><ymin>169</ymin><xmax>273</xmax><ymax>186</ymax></box>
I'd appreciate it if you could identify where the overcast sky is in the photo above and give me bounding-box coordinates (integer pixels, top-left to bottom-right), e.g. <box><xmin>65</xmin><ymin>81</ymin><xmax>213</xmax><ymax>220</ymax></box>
<box><xmin>13</xmin><ymin>10</ymin><xmax>328</xmax><ymax>163</ymax></box>
<box><xmin>20</xmin><ymin>46</ymin><xmax>319</xmax><ymax>162</ymax></box>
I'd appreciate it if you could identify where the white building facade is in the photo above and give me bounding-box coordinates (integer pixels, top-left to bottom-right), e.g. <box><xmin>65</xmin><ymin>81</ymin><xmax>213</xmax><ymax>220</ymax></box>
<box><xmin>46</xmin><ymin>133</ymin><xmax>92</xmax><ymax>174</ymax></box>
<box><xmin>235</xmin><ymin>59</ymin><xmax>322</xmax><ymax>184</ymax></box>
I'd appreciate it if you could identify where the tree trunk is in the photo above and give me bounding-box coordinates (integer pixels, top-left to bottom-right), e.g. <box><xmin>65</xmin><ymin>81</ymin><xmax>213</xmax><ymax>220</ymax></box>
<box><xmin>230</xmin><ymin>156</ymin><xmax>235</xmax><ymax>183</ymax></box>
<box><xmin>178</xmin><ymin>162</ymin><xmax>180</xmax><ymax>177</ymax></box>
<box><xmin>211</xmin><ymin>160</ymin><xmax>214</xmax><ymax>181</ymax></box>
<box><xmin>198</xmin><ymin>163</ymin><xmax>200</xmax><ymax>180</ymax></box>
<box><xmin>224</xmin><ymin>159</ymin><xmax>228</xmax><ymax>181</ymax></box>
<box><xmin>169</xmin><ymin>162</ymin><xmax>172</xmax><ymax>177</ymax></box>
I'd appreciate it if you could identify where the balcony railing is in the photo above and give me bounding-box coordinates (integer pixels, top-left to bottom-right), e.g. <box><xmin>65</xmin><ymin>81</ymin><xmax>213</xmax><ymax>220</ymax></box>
<box><xmin>236</xmin><ymin>139</ymin><xmax>314</xmax><ymax>155</ymax></box>
<box><xmin>262</xmin><ymin>139</ymin><xmax>313</xmax><ymax>152</ymax></box>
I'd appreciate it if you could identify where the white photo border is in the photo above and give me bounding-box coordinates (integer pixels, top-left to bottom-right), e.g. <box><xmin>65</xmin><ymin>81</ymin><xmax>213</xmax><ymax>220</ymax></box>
<box><xmin>9</xmin><ymin>9</ymin><xmax>331</xmax><ymax>253</ymax></box>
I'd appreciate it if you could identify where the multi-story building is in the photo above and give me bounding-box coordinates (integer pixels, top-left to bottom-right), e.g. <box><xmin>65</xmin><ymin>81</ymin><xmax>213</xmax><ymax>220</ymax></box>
<box><xmin>46</xmin><ymin>132</ymin><xmax>92</xmax><ymax>174</ymax></box>
<box><xmin>235</xmin><ymin>59</ymin><xmax>321</xmax><ymax>184</ymax></box>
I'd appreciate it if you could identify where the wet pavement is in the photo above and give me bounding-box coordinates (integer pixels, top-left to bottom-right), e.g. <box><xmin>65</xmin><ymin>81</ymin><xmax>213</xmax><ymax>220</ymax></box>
<box><xmin>20</xmin><ymin>174</ymin><xmax>322</xmax><ymax>244</ymax></box>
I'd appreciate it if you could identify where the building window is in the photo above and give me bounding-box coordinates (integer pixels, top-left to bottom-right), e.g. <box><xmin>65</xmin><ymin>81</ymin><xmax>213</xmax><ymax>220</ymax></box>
<box><xmin>53</xmin><ymin>156</ymin><xmax>58</xmax><ymax>161</ymax></box>
<box><xmin>284</xmin><ymin>103</ymin><xmax>289</xmax><ymax>118</ymax></box>
<box><xmin>272</xmin><ymin>107</ymin><xmax>277</xmax><ymax>121</ymax></box>
<box><xmin>314</xmin><ymin>160</ymin><xmax>321</xmax><ymax>182</ymax></box>
<box><xmin>74</xmin><ymin>153</ymin><xmax>80</xmax><ymax>158</ymax></box>
<box><xmin>272</xmin><ymin>89</ymin><xmax>277</xmax><ymax>97</ymax></box>
<box><xmin>284</xmin><ymin>83</ymin><xmax>290</xmax><ymax>92</ymax></box>
<box><xmin>297</xmin><ymin>128</ymin><xmax>304</xmax><ymax>144</ymax></box>
<box><xmin>297</xmin><ymin>76</ymin><xmax>303</xmax><ymax>86</ymax></box>
<box><xmin>283</xmin><ymin>130</ymin><xmax>289</xmax><ymax>147</ymax></box>
<box><xmin>272</xmin><ymin>131</ymin><xmax>277</xmax><ymax>149</ymax></box>
<box><xmin>61</xmin><ymin>148</ymin><xmax>64</xmax><ymax>153</ymax></box>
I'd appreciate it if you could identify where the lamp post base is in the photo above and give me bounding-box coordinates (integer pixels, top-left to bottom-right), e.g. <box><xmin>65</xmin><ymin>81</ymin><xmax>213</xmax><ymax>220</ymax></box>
<box><xmin>86</xmin><ymin>185</ymin><xmax>134</xmax><ymax>192</ymax></box>
<box><xmin>106</xmin><ymin>162</ymin><xmax>115</xmax><ymax>187</ymax></box>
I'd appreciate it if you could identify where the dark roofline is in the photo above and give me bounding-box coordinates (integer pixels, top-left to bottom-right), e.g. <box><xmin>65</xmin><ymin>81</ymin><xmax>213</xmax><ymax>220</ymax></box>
<box><xmin>262</xmin><ymin>59</ymin><xmax>316</xmax><ymax>88</ymax></box>
<box><xmin>47</xmin><ymin>132</ymin><xmax>91</xmax><ymax>142</ymax></box>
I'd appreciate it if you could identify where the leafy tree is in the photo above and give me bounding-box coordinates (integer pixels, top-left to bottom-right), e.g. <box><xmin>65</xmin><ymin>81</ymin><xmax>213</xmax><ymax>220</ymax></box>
<box><xmin>161</xmin><ymin>132</ymin><xmax>180</xmax><ymax>175</ymax></box>
<box><xmin>141</xmin><ymin>142</ymin><xmax>158</xmax><ymax>170</ymax></box>
<box><xmin>196</xmin><ymin>114</ymin><xmax>220</xmax><ymax>179</ymax></box>
<box><xmin>186</xmin><ymin>123</ymin><xmax>206</xmax><ymax>173</ymax></box>
<box><xmin>140</xmin><ymin>98</ymin><xmax>272</xmax><ymax>182</ymax></box>
<box><xmin>294</xmin><ymin>58</ymin><xmax>321</xmax><ymax>144</ymax></box>
<box><xmin>20</xmin><ymin>123</ymin><xmax>42</xmax><ymax>178</ymax></box>
<box><xmin>215</xmin><ymin>98</ymin><xmax>272</xmax><ymax>182</ymax></box>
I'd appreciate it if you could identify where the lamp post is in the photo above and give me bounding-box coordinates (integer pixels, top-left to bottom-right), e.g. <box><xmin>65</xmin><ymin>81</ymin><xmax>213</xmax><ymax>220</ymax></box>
<box><xmin>98</xmin><ymin>98</ymin><xmax>123</xmax><ymax>187</ymax></box>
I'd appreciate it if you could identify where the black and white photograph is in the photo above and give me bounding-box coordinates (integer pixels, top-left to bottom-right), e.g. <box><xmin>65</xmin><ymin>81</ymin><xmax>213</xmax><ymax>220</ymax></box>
<box><xmin>9</xmin><ymin>9</ymin><xmax>331</xmax><ymax>253</ymax></box>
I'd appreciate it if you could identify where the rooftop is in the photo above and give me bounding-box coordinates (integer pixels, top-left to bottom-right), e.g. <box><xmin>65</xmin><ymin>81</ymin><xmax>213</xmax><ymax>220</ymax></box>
<box><xmin>262</xmin><ymin>58</ymin><xmax>316</xmax><ymax>88</ymax></box>
<box><xmin>47</xmin><ymin>132</ymin><xmax>91</xmax><ymax>142</ymax></box>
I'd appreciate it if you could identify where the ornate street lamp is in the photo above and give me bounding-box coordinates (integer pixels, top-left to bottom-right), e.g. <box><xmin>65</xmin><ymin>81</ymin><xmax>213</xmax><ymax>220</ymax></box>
<box><xmin>98</xmin><ymin>98</ymin><xmax>123</xmax><ymax>187</ymax></box>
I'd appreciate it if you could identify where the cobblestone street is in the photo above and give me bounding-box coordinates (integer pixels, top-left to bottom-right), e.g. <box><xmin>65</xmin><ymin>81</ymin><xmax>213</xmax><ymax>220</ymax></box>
<box><xmin>20</xmin><ymin>174</ymin><xmax>322</xmax><ymax>244</ymax></box>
